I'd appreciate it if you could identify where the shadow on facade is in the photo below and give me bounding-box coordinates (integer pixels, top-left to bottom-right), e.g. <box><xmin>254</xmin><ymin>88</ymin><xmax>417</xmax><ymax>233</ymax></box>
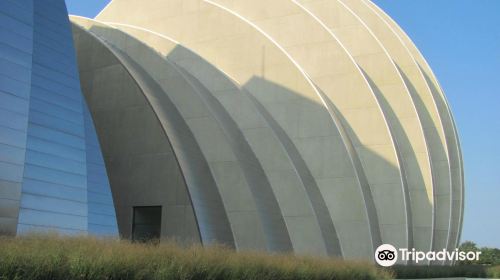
<box><xmin>73</xmin><ymin>22</ymin><xmax>435</xmax><ymax>258</ymax></box>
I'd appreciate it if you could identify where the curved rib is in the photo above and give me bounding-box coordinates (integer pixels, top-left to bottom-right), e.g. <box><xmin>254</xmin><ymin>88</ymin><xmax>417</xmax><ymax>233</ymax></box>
<box><xmin>357</xmin><ymin>0</ymin><xmax>462</xmax><ymax>258</ymax></box>
<box><xmin>172</xmin><ymin>65</ymin><xmax>293</xmax><ymax>253</ymax></box>
<box><xmin>72</xmin><ymin>17</ymin><xmax>296</xmax><ymax>252</ymax></box>
<box><xmin>293</xmin><ymin>0</ymin><xmax>444</xmax><ymax>256</ymax></box>
<box><xmin>96</xmin><ymin>0</ymin><xmax>378</xmax><ymax>259</ymax></box>
<box><xmin>108</xmin><ymin>20</ymin><xmax>343</xmax><ymax>257</ymax></box>
<box><xmin>294</xmin><ymin>0</ymin><xmax>437</xmax><ymax>254</ymax></box>
<box><xmin>205</xmin><ymin>0</ymin><xmax>384</xmax><ymax>258</ymax></box>
<box><xmin>209</xmin><ymin>0</ymin><xmax>409</xmax><ymax>252</ymax></box>
<box><xmin>71</xmin><ymin>20</ymin><xmax>236</xmax><ymax>248</ymax></box>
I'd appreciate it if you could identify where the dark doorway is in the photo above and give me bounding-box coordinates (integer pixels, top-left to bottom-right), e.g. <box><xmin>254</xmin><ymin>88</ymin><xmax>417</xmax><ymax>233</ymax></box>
<box><xmin>132</xmin><ymin>206</ymin><xmax>162</xmax><ymax>242</ymax></box>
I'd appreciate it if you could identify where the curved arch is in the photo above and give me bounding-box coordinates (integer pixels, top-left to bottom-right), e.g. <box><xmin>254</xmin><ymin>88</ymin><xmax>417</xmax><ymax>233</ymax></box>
<box><xmin>204</xmin><ymin>0</ymin><xmax>383</xmax><ymax>257</ymax></box>
<box><xmin>334</xmin><ymin>0</ymin><xmax>452</xmax><ymax>256</ymax></box>
<box><xmin>171</xmin><ymin>65</ymin><xmax>294</xmax><ymax>253</ymax></box>
<box><xmin>290</xmin><ymin>0</ymin><xmax>441</xmax><ymax>256</ymax></box>
<box><xmin>293</xmin><ymin>0</ymin><xmax>437</xmax><ymax>254</ymax></box>
<box><xmin>71</xmin><ymin>17</ymin><xmax>295</xmax><ymax>253</ymax></box>
<box><xmin>355</xmin><ymin>0</ymin><xmax>462</xmax><ymax>257</ymax></box>
<box><xmin>97</xmin><ymin>0</ymin><xmax>377</xmax><ymax>259</ymax></box>
<box><xmin>71</xmin><ymin>20</ymin><xmax>236</xmax><ymax>248</ymax></box>
<box><xmin>109</xmin><ymin>15</ymin><xmax>345</xmax><ymax>258</ymax></box>
<box><xmin>208</xmin><ymin>0</ymin><xmax>409</xmax><ymax>252</ymax></box>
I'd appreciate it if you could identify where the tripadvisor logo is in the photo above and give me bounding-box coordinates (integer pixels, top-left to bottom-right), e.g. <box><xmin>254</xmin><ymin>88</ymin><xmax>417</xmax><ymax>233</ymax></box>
<box><xmin>374</xmin><ymin>244</ymin><xmax>482</xmax><ymax>266</ymax></box>
<box><xmin>375</xmin><ymin>244</ymin><xmax>398</xmax><ymax>266</ymax></box>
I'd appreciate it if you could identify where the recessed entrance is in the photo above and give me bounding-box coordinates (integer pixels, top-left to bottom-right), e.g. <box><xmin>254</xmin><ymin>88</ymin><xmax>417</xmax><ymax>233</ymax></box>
<box><xmin>132</xmin><ymin>206</ymin><xmax>162</xmax><ymax>242</ymax></box>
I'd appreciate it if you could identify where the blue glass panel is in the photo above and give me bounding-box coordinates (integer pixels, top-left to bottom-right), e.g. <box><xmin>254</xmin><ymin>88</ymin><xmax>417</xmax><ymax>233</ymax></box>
<box><xmin>87</xmin><ymin>179</ymin><xmax>112</xmax><ymax>193</ymax></box>
<box><xmin>88</xmin><ymin>224</ymin><xmax>119</xmax><ymax>236</ymax></box>
<box><xmin>33</xmin><ymin>41</ymin><xmax>74</xmax><ymax>63</ymax></box>
<box><xmin>0</xmin><ymin>92</ymin><xmax>29</xmax><ymax>114</ymax></box>
<box><xmin>31</xmin><ymin>74</ymin><xmax>81</xmax><ymax>101</ymax></box>
<box><xmin>0</xmin><ymin>42</ymin><xmax>32</xmax><ymax>67</ymax></box>
<box><xmin>0</xmin><ymin>126</ymin><xmax>27</xmax><ymax>148</ymax></box>
<box><xmin>31</xmin><ymin>63</ymin><xmax>80</xmax><ymax>91</ymax></box>
<box><xmin>88</xmin><ymin>213</ymin><xmax>117</xmax><ymax>227</ymax></box>
<box><xmin>84</xmin><ymin>101</ymin><xmax>118</xmax><ymax>235</ymax></box>
<box><xmin>87</xmin><ymin>172</ymin><xmax>111</xmax><ymax>183</ymax></box>
<box><xmin>88</xmin><ymin>202</ymin><xmax>116</xmax><ymax>216</ymax></box>
<box><xmin>31</xmin><ymin>87</ymin><xmax>83</xmax><ymax>113</ymax></box>
<box><xmin>0</xmin><ymin>1</ymin><xmax>33</xmax><ymax>26</ymax></box>
<box><xmin>0</xmin><ymin>13</ymin><xmax>32</xmax><ymax>39</ymax></box>
<box><xmin>0</xmin><ymin>57</ymin><xmax>31</xmax><ymax>83</ymax></box>
<box><xmin>36</xmin><ymin>2</ymin><xmax>69</xmax><ymax>21</ymax></box>
<box><xmin>0</xmin><ymin>179</ymin><xmax>22</xmax><ymax>200</ymax></box>
<box><xmin>0</xmin><ymin>161</ymin><xmax>23</xmax><ymax>183</ymax></box>
<box><xmin>85</xmin><ymin>146</ymin><xmax>105</xmax><ymax>164</ymax></box>
<box><xmin>30</xmin><ymin>98</ymin><xmax>83</xmax><ymax>125</ymax></box>
<box><xmin>34</xmin><ymin>11</ymin><xmax>66</xmax><ymax>29</ymax></box>
<box><xmin>33</xmin><ymin>39</ymin><xmax>72</xmax><ymax>59</ymax></box>
<box><xmin>87</xmin><ymin>192</ymin><xmax>114</xmax><ymax>205</ymax></box>
<box><xmin>17</xmin><ymin>224</ymin><xmax>86</xmax><ymax>235</ymax></box>
<box><xmin>33</xmin><ymin>54</ymin><xmax>74</xmax><ymax>76</ymax></box>
<box><xmin>8</xmin><ymin>0</ymin><xmax>119</xmax><ymax>236</ymax></box>
<box><xmin>0</xmin><ymin>143</ymin><xmax>25</xmax><ymax>165</ymax></box>
<box><xmin>0</xmin><ymin>0</ymin><xmax>32</xmax><ymax>236</ymax></box>
<box><xmin>36</xmin><ymin>1</ymin><xmax>67</xmax><ymax>17</ymax></box>
<box><xmin>29</xmin><ymin>111</ymin><xmax>84</xmax><ymax>137</ymax></box>
<box><xmin>87</xmin><ymin>163</ymin><xmax>107</xmax><ymax>177</ymax></box>
<box><xmin>25</xmin><ymin>150</ymin><xmax>86</xmax><ymax>175</ymax></box>
<box><xmin>20</xmin><ymin>193</ymin><xmax>87</xmax><ymax>216</ymax></box>
<box><xmin>4</xmin><ymin>0</ymin><xmax>33</xmax><ymax>10</ymax></box>
<box><xmin>33</xmin><ymin>22</ymin><xmax>71</xmax><ymax>43</ymax></box>
<box><xmin>22</xmin><ymin>178</ymin><xmax>86</xmax><ymax>203</ymax></box>
<box><xmin>27</xmin><ymin>137</ymin><xmax>85</xmax><ymax>162</ymax></box>
<box><xmin>32</xmin><ymin>38</ymin><xmax>74</xmax><ymax>61</ymax></box>
<box><xmin>85</xmin><ymin>135</ymin><xmax>100</xmax><ymax>147</ymax></box>
<box><xmin>88</xmin><ymin>185</ymin><xmax>112</xmax><ymax>197</ymax></box>
<box><xmin>18</xmin><ymin>208</ymin><xmax>86</xmax><ymax>230</ymax></box>
<box><xmin>23</xmin><ymin>164</ymin><xmax>86</xmax><ymax>189</ymax></box>
<box><xmin>33</xmin><ymin>33</ymin><xmax>72</xmax><ymax>57</ymax></box>
<box><xmin>0</xmin><ymin>109</ymin><xmax>28</xmax><ymax>131</ymax></box>
<box><xmin>0</xmin><ymin>25</ymin><xmax>32</xmax><ymax>54</ymax></box>
<box><xmin>0</xmin><ymin>75</ymin><xmax>30</xmax><ymax>98</ymax></box>
<box><xmin>28</xmin><ymin>124</ymin><xmax>85</xmax><ymax>150</ymax></box>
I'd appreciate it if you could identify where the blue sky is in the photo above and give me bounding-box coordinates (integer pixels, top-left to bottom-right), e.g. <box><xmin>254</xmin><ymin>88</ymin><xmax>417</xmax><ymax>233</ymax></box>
<box><xmin>65</xmin><ymin>0</ymin><xmax>500</xmax><ymax>248</ymax></box>
<box><xmin>371</xmin><ymin>1</ymin><xmax>500</xmax><ymax>249</ymax></box>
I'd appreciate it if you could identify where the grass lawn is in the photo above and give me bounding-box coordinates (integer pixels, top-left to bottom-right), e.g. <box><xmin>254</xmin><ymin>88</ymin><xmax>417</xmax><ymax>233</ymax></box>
<box><xmin>1</xmin><ymin>235</ymin><xmax>499</xmax><ymax>280</ymax></box>
<box><xmin>0</xmin><ymin>235</ymin><xmax>389</xmax><ymax>280</ymax></box>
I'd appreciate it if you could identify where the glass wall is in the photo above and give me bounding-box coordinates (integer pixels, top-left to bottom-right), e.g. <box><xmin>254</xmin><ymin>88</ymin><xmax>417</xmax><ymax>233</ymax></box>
<box><xmin>17</xmin><ymin>0</ymin><xmax>88</xmax><ymax>234</ymax></box>
<box><xmin>0</xmin><ymin>0</ymin><xmax>118</xmax><ymax>235</ymax></box>
<box><xmin>0</xmin><ymin>0</ymin><xmax>33</xmax><ymax>234</ymax></box>
<box><xmin>84</xmin><ymin>102</ymin><xmax>118</xmax><ymax>236</ymax></box>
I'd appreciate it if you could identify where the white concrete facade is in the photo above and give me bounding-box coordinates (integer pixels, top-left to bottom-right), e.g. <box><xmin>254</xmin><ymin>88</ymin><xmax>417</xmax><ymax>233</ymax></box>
<box><xmin>68</xmin><ymin>0</ymin><xmax>463</xmax><ymax>263</ymax></box>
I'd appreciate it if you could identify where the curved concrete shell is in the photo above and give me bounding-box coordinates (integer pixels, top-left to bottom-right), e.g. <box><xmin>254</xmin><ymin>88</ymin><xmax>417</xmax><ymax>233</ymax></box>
<box><xmin>346</xmin><ymin>0</ymin><xmax>464</xmax><ymax>261</ymax></box>
<box><xmin>88</xmin><ymin>0</ymin><xmax>464</xmax><ymax>261</ymax></box>
<box><xmin>72</xmin><ymin>20</ymin><xmax>234</xmax><ymax>246</ymax></box>
<box><xmin>95</xmin><ymin>0</ymin><xmax>382</xmax><ymax>261</ymax></box>
<box><xmin>0</xmin><ymin>0</ymin><xmax>117</xmax><ymax>236</ymax></box>
<box><xmin>0</xmin><ymin>0</ymin><xmax>463</xmax><ymax>264</ymax></box>
<box><xmin>110</xmin><ymin>22</ymin><xmax>339</xmax><ymax>256</ymax></box>
<box><xmin>293</xmin><ymin>0</ymin><xmax>434</xmax><ymax>256</ymax></box>
<box><xmin>204</xmin><ymin>0</ymin><xmax>411</xmax><ymax>253</ymax></box>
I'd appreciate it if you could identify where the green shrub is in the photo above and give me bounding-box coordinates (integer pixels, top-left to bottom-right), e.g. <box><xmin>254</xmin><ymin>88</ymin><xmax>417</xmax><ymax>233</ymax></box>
<box><xmin>0</xmin><ymin>235</ymin><xmax>391</xmax><ymax>280</ymax></box>
<box><xmin>487</xmin><ymin>265</ymin><xmax>500</xmax><ymax>278</ymax></box>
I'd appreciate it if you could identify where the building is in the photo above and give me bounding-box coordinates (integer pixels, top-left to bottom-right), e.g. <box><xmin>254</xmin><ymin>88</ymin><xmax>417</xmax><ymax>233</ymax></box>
<box><xmin>0</xmin><ymin>0</ymin><xmax>117</xmax><ymax>236</ymax></box>
<box><xmin>0</xmin><ymin>0</ymin><xmax>463</xmax><ymax>264</ymax></box>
